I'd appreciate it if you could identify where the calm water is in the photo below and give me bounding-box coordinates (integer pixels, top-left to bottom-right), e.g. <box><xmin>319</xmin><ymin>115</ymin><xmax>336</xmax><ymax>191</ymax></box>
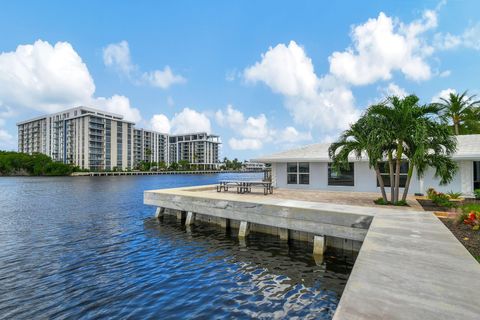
<box><xmin>0</xmin><ymin>174</ymin><xmax>356</xmax><ymax>319</ymax></box>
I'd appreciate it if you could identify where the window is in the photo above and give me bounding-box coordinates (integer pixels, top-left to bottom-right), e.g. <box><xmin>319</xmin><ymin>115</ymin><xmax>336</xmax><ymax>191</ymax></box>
<box><xmin>376</xmin><ymin>161</ymin><xmax>408</xmax><ymax>187</ymax></box>
<box><xmin>287</xmin><ymin>162</ymin><xmax>310</xmax><ymax>184</ymax></box>
<box><xmin>474</xmin><ymin>161</ymin><xmax>480</xmax><ymax>190</ymax></box>
<box><xmin>328</xmin><ymin>163</ymin><xmax>354</xmax><ymax>186</ymax></box>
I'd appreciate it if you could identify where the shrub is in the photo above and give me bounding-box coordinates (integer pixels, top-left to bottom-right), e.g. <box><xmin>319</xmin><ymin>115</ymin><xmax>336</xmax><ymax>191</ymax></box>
<box><xmin>374</xmin><ymin>198</ymin><xmax>408</xmax><ymax>206</ymax></box>
<box><xmin>0</xmin><ymin>151</ymin><xmax>75</xmax><ymax>176</ymax></box>
<box><xmin>456</xmin><ymin>204</ymin><xmax>480</xmax><ymax>224</ymax></box>
<box><xmin>394</xmin><ymin>200</ymin><xmax>408</xmax><ymax>206</ymax></box>
<box><xmin>462</xmin><ymin>211</ymin><xmax>480</xmax><ymax>230</ymax></box>
<box><xmin>426</xmin><ymin>187</ymin><xmax>455</xmax><ymax>208</ymax></box>
<box><xmin>426</xmin><ymin>187</ymin><xmax>437</xmax><ymax>199</ymax></box>
<box><xmin>374</xmin><ymin>197</ymin><xmax>389</xmax><ymax>205</ymax></box>
<box><xmin>447</xmin><ymin>191</ymin><xmax>462</xmax><ymax>199</ymax></box>
<box><xmin>475</xmin><ymin>189</ymin><xmax>480</xmax><ymax>199</ymax></box>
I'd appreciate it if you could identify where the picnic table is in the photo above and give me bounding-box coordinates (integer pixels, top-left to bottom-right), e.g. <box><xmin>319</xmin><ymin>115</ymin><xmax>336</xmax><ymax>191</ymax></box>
<box><xmin>217</xmin><ymin>180</ymin><xmax>273</xmax><ymax>195</ymax></box>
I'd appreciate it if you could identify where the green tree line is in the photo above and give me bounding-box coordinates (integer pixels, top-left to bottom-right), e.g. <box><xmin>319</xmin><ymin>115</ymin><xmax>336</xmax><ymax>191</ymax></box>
<box><xmin>0</xmin><ymin>151</ymin><xmax>77</xmax><ymax>176</ymax></box>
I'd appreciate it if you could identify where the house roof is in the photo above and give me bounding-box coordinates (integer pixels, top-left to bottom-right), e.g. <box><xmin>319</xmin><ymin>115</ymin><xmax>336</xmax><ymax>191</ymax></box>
<box><xmin>252</xmin><ymin>134</ymin><xmax>480</xmax><ymax>163</ymax></box>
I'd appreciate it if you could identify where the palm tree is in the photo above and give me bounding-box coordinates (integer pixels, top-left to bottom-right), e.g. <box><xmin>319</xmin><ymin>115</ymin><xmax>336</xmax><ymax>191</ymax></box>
<box><xmin>400</xmin><ymin>114</ymin><xmax>457</xmax><ymax>201</ymax></box>
<box><xmin>169</xmin><ymin>162</ymin><xmax>179</xmax><ymax>171</ymax></box>
<box><xmin>367</xmin><ymin>95</ymin><xmax>457</xmax><ymax>203</ymax></box>
<box><xmin>367</xmin><ymin>95</ymin><xmax>420</xmax><ymax>203</ymax></box>
<box><xmin>178</xmin><ymin>159</ymin><xmax>190</xmax><ymax>171</ymax></box>
<box><xmin>435</xmin><ymin>91</ymin><xmax>480</xmax><ymax>135</ymax></box>
<box><xmin>145</xmin><ymin>148</ymin><xmax>152</xmax><ymax>162</ymax></box>
<box><xmin>329</xmin><ymin>114</ymin><xmax>389</xmax><ymax>202</ymax></box>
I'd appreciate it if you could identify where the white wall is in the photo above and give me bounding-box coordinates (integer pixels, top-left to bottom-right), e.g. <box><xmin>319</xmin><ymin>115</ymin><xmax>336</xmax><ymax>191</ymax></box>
<box><xmin>272</xmin><ymin>161</ymin><xmax>470</xmax><ymax>195</ymax></box>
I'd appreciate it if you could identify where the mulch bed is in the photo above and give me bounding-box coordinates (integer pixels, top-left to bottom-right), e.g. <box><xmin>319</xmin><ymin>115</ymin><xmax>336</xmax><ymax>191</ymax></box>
<box><xmin>441</xmin><ymin>218</ymin><xmax>480</xmax><ymax>262</ymax></box>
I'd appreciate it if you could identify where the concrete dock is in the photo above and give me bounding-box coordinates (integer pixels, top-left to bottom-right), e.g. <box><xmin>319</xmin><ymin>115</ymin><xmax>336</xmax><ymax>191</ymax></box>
<box><xmin>144</xmin><ymin>185</ymin><xmax>480</xmax><ymax>320</ymax></box>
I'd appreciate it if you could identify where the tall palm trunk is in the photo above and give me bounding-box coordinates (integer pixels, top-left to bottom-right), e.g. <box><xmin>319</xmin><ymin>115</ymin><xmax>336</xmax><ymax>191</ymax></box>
<box><xmin>375</xmin><ymin>164</ymin><xmax>388</xmax><ymax>202</ymax></box>
<box><xmin>394</xmin><ymin>142</ymin><xmax>404</xmax><ymax>204</ymax></box>
<box><xmin>401</xmin><ymin>163</ymin><xmax>414</xmax><ymax>202</ymax></box>
<box><xmin>454</xmin><ymin>121</ymin><xmax>460</xmax><ymax>135</ymax></box>
<box><xmin>388</xmin><ymin>151</ymin><xmax>394</xmax><ymax>202</ymax></box>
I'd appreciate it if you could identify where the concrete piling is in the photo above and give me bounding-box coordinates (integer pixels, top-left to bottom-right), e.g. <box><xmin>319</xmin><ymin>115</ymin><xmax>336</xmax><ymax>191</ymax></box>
<box><xmin>177</xmin><ymin>210</ymin><xmax>186</xmax><ymax>220</ymax></box>
<box><xmin>186</xmin><ymin>211</ymin><xmax>195</xmax><ymax>226</ymax></box>
<box><xmin>155</xmin><ymin>207</ymin><xmax>165</xmax><ymax>219</ymax></box>
<box><xmin>218</xmin><ymin>217</ymin><xmax>229</xmax><ymax>228</ymax></box>
<box><xmin>313</xmin><ymin>235</ymin><xmax>326</xmax><ymax>255</ymax></box>
<box><xmin>278</xmin><ymin>228</ymin><xmax>289</xmax><ymax>241</ymax></box>
<box><xmin>238</xmin><ymin>221</ymin><xmax>250</xmax><ymax>238</ymax></box>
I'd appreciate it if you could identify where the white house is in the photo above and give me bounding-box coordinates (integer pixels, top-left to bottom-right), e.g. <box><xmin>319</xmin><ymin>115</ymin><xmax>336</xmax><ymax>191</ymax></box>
<box><xmin>253</xmin><ymin>134</ymin><xmax>480</xmax><ymax>197</ymax></box>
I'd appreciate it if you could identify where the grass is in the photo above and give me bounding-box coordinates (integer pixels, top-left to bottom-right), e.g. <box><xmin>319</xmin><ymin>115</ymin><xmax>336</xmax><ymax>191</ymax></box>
<box><xmin>374</xmin><ymin>197</ymin><xmax>408</xmax><ymax>206</ymax></box>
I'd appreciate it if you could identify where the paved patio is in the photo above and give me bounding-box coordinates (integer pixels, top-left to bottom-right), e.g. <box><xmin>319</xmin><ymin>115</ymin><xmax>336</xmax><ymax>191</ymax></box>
<box><xmin>200</xmin><ymin>187</ymin><xmax>424</xmax><ymax>211</ymax></box>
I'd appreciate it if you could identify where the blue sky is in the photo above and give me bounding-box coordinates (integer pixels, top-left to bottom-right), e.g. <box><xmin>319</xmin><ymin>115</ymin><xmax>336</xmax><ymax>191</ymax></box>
<box><xmin>1</xmin><ymin>0</ymin><xmax>480</xmax><ymax>160</ymax></box>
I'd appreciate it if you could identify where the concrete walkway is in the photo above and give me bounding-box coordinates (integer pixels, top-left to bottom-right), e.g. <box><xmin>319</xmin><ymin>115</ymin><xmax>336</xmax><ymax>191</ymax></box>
<box><xmin>144</xmin><ymin>185</ymin><xmax>480</xmax><ymax>319</ymax></box>
<box><xmin>334</xmin><ymin>207</ymin><xmax>480</xmax><ymax>319</ymax></box>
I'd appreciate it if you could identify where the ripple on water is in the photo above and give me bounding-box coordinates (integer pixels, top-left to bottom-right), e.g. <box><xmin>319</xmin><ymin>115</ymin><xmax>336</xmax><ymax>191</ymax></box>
<box><xmin>0</xmin><ymin>175</ymin><xmax>356</xmax><ymax>319</ymax></box>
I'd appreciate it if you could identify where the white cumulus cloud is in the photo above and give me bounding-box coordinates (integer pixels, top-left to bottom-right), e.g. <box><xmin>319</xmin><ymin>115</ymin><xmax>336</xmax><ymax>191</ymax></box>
<box><xmin>103</xmin><ymin>40</ymin><xmax>186</xmax><ymax>90</ymax></box>
<box><xmin>215</xmin><ymin>104</ymin><xmax>311</xmax><ymax>150</ymax></box>
<box><xmin>244</xmin><ymin>41</ymin><xmax>318</xmax><ymax>98</ymax></box>
<box><xmin>434</xmin><ymin>23</ymin><xmax>480</xmax><ymax>51</ymax></box>
<box><xmin>0</xmin><ymin>129</ymin><xmax>13</xmax><ymax>147</ymax></box>
<box><xmin>382</xmin><ymin>82</ymin><xmax>408</xmax><ymax>98</ymax></box>
<box><xmin>149</xmin><ymin>108</ymin><xmax>211</xmax><ymax>135</ymax></box>
<box><xmin>103</xmin><ymin>40</ymin><xmax>136</xmax><ymax>76</ymax></box>
<box><xmin>329</xmin><ymin>10</ymin><xmax>437</xmax><ymax>85</ymax></box>
<box><xmin>0</xmin><ymin>39</ymin><xmax>142</xmax><ymax>140</ymax></box>
<box><xmin>0</xmin><ymin>105</ymin><xmax>15</xmax><ymax>149</ymax></box>
<box><xmin>92</xmin><ymin>95</ymin><xmax>142</xmax><ymax>123</ymax></box>
<box><xmin>149</xmin><ymin>114</ymin><xmax>171</xmax><ymax>133</ymax></box>
<box><xmin>215</xmin><ymin>104</ymin><xmax>245</xmax><ymax>128</ymax></box>
<box><xmin>0</xmin><ymin>40</ymin><xmax>95</xmax><ymax>113</ymax></box>
<box><xmin>143</xmin><ymin>66</ymin><xmax>186</xmax><ymax>89</ymax></box>
<box><xmin>439</xmin><ymin>70</ymin><xmax>451</xmax><ymax>78</ymax></box>
<box><xmin>171</xmin><ymin>108</ymin><xmax>211</xmax><ymax>134</ymax></box>
<box><xmin>278</xmin><ymin>127</ymin><xmax>312</xmax><ymax>143</ymax></box>
<box><xmin>228</xmin><ymin>138</ymin><xmax>263</xmax><ymax>150</ymax></box>
<box><xmin>244</xmin><ymin>41</ymin><xmax>360</xmax><ymax>133</ymax></box>
<box><xmin>431</xmin><ymin>88</ymin><xmax>456</xmax><ymax>103</ymax></box>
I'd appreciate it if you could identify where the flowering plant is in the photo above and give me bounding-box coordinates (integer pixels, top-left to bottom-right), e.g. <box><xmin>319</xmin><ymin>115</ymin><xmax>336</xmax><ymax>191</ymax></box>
<box><xmin>427</xmin><ymin>188</ymin><xmax>454</xmax><ymax>208</ymax></box>
<box><xmin>463</xmin><ymin>211</ymin><xmax>480</xmax><ymax>230</ymax></box>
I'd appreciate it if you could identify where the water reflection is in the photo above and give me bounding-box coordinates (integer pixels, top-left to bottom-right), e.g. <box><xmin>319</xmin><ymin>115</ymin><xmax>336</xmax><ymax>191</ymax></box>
<box><xmin>0</xmin><ymin>175</ymin><xmax>355</xmax><ymax>320</ymax></box>
<box><xmin>144</xmin><ymin>216</ymin><xmax>356</xmax><ymax>319</ymax></box>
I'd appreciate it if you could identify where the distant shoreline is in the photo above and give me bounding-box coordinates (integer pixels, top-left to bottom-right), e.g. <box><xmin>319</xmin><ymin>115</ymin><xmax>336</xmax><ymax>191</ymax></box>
<box><xmin>71</xmin><ymin>170</ymin><xmax>263</xmax><ymax>177</ymax></box>
<box><xmin>0</xmin><ymin>170</ymin><xmax>265</xmax><ymax>177</ymax></box>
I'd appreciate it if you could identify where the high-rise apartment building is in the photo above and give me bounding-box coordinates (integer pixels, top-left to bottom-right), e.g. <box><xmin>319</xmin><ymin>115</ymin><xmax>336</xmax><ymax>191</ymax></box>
<box><xmin>17</xmin><ymin>107</ymin><xmax>134</xmax><ymax>170</ymax></box>
<box><xmin>133</xmin><ymin>128</ymin><xmax>169</xmax><ymax>166</ymax></box>
<box><xmin>17</xmin><ymin>106</ymin><xmax>221</xmax><ymax>170</ymax></box>
<box><xmin>169</xmin><ymin>133</ymin><xmax>221</xmax><ymax>169</ymax></box>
